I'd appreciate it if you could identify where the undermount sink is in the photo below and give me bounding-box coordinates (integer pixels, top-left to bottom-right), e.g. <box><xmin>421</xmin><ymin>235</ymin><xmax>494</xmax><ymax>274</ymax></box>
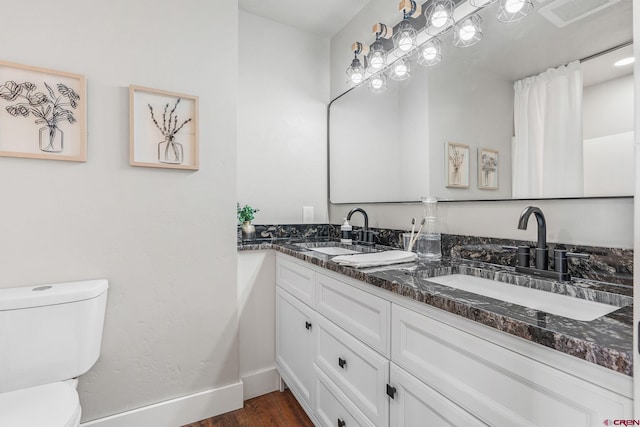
<box><xmin>294</xmin><ymin>242</ymin><xmax>379</xmax><ymax>255</ymax></box>
<box><xmin>428</xmin><ymin>274</ymin><xmax>620</xmax><ymax>321</ymax></box>
<box><xmin>308</xmin><ymin>246</ymin><xmax>362</xmax><ymax>256</ymax></box>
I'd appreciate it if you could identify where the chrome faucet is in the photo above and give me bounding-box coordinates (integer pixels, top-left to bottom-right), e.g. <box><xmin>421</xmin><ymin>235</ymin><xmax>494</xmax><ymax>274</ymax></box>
<box><xmin>517</xmin><ymin>206</ymin><xmax>548</xmax><ymax>270</ymax></box>
<box><xmin>346</xmin><ymin>208</ymin><xmax>374</xmax><ymax>245</ymax></box>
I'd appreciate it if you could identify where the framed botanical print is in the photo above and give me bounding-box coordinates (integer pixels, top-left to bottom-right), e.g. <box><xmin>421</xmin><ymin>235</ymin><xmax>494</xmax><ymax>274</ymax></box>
<box><xmin>129</xmin><ymin>85</ymin><xmax>199</xmax><ymax>170</ymax></box>
<box><xmin>446</xmin><ymin>142</ymin><xmax>469</xmax><ymax>188</ymax></box>
<box><xmin>478</xmin><ymin>148</ymin><xmax>498</xmax><ymax>190</ymax></box>
<box><xmin>0</xmin><ymin>61</ymin><xmax>86</xmax><ymax>162</ymax></box>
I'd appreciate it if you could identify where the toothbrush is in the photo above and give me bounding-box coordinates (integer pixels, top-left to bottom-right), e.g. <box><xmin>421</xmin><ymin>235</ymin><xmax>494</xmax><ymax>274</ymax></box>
<box><xmin>408</xmin><ymin>218</ymin><xmax>426</xmax><ymax>252</ymax></box>
<box><xmin>408</xmin><ymin>218</ymin><xmax>416</xmax><ymax>250</ymax></box>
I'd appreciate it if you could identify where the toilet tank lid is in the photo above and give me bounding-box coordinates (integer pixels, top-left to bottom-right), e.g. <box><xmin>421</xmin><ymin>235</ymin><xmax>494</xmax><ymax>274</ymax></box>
<box><xmin>0</xmin><ymin>279</ymin><xmax>108</xmax><ymax>311</ymax></box>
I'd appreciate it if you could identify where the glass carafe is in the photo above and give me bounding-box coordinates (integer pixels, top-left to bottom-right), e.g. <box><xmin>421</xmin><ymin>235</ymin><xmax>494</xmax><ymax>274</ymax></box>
<box><xmin>417</xmin><ymin>197</ymin><xmax>442</xmax><ymax>260</ymax></box>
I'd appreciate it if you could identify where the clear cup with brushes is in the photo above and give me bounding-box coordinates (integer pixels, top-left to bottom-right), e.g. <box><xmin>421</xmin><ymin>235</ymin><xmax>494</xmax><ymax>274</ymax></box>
<box><xmin>404</xmin><ymin>197</ymin><xmax>442</xmax><ymax>260</ymax></box>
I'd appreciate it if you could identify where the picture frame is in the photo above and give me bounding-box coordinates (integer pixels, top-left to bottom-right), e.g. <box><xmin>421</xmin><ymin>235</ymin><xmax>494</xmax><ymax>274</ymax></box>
<box><xmin>129</xmin><ymin>85</ymin><xmax>199</xmax><ymax>170</ymax></box>
<box><xmin>478</xmin><ymin>147</ymin><xmax>498</xmax><ymax>190</ymax></box>
<box><xmin>0</xmin><ymin>60</ymin><xmax>86</xmax><ymax>162</ymax></box>
<box><xmin>445</xmin><ymin>142</ymin><xmax>469</xmax><ymax>188</ymax></box>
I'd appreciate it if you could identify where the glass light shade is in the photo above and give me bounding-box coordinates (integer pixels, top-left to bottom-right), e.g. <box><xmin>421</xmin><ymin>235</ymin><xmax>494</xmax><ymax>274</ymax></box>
<box><xmin>424</xmin><ymin>0</ymin><xmax>455</xmax><ymax>36</ymax></box>
<box><xmin>453</xmin><ymin>14</ymin><xmax>483</xmax><ymax>47</ymax></box>
<box><xmin>389</xmin><ymin>59</ymin><xmax>411</xmax><ymax>81</ymax></box>
<box><xmin>368</xmin><ymin>72</ymin><xmax>388</xmax><ymax>93</ymax></box>
<box><xmin>417</xmin><ymin>38</ymin><xmax>442</xmax><ymax>66</ymax></box>
<box><xmin>393</xmin><ymin>20</ymin><xmax>417</xmax><ymax>56</ymax></box>
<box><xmin>345</xmin><ymin>57</ymin><xmax>365</xmax><ymax>87</ymax></box>
<box><xmin>367</xmin><ymin>40</ymin><xmax>387</xmax><ymax>72</ymax></box>
<box><xmin>497</xmin><ymin>0</ymin><xmax>534</xmax><ymax>23</ymax></box>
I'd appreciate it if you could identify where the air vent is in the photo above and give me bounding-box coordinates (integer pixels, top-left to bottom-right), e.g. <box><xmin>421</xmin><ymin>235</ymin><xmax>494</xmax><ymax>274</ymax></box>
<box><xmin>538</xmin><ymin>0</ymin><xmax>620</xmax><ymax>28</ymax></box>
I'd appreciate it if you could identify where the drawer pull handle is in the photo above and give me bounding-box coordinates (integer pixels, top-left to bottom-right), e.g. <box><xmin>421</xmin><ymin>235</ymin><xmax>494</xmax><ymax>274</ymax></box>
<box><xmin>338</xmin><ymin>357</ymin><xmax>347</xmax><ymax>369</ymax></box>
<box><xmin>386</xmin><ymin>384</ymin><xmax>397</xmax><ymax>399</ymax></box>
<box><xmin>338</xmin><ymin>418</ymin><xmax>346</xmax><ymax>427</ymax></box>
<box><xmin>305</xmin><ymin>321</ymin><xmax>312</xmax><ymax>330</ymax></box>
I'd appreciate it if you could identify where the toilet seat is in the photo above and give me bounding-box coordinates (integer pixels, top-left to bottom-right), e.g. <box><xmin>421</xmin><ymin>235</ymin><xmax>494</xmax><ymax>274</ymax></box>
<box><xmin>0</xmin><ymin>382</ymin><xmax>81</xmax><ymax>427</ymax></box>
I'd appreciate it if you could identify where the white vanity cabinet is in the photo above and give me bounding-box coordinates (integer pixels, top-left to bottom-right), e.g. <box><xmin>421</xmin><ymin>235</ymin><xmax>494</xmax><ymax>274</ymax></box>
<box><xmin>274</xmin><ymin>253</ymin><xmax>633</xmax><ymax>427</ymax></box>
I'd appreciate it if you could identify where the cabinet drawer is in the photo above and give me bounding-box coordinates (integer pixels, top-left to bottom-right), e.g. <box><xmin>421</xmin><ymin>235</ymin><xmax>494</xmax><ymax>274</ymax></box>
<box><xmin>391</xmin><ymin>304</ymin><xmax>632</xmax><ymax>427</ymax></box>
<box><xmin>276</xmin><ymin>255</ymin><xmax>315</xmax><ymax>308</ymax></box>
<box><xmin>316</xmin><ymin>315</ymin><xmax>389</xmax><ymax>427</ymax></box>
<box><xmin>316</xmin><ymin>272</ymin><xmax>390</xmax><ymax>356</ymax></box>
<box><xmin>315</xmin><ymin>366</ymin><xmax>376</xmax><ymax>427</ymax></box>
<box><xmin>389</xmin><ymin>362</ymin><xmax>487</xmax><ymax>427</ymax></box>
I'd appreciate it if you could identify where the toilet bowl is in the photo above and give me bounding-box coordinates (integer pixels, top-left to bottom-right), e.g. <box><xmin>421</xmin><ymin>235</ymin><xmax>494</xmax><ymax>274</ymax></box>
<box><xmin>0</xmin><ymin>382</ymin><xmax>81</xmax><ymax>427</ymax></box>
<box><xmin>0</xmin><ymin>279</ymin><xmax>108</xmax><ymax>426</ymax></box>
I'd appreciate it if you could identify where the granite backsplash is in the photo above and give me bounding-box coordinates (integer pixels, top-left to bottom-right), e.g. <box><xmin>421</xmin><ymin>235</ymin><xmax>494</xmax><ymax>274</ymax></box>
<box><xmin>240</xmin><ymin>224</ymin><xmax>632</xmax><ymax>287</ymax></box>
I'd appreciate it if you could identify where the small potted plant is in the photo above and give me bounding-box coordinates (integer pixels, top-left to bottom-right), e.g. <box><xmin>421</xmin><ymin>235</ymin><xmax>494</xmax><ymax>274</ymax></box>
<box><xmin>237</xmin><ymin>203</ymin><xmax>259</xmax><ymax>240</ymax></box>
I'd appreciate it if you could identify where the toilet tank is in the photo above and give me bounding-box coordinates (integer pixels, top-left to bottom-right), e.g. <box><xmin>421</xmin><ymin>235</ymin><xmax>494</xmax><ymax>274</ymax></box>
<box><xmin>0</xmin><ymin>279</ymin><xmax>108</xmax><ymax>393</ymax></box>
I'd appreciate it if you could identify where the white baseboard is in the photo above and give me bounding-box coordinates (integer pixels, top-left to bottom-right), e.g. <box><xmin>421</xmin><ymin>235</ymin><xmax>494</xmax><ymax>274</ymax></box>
<box><xmin>80</xmin><ymin>381</ymin><xmax>243</xmax><ymax>427</ymax></box>
<box><xmin>241</xmin><ymin>367</ymin><xmax>280</xmax><ymax>400</ymax></box>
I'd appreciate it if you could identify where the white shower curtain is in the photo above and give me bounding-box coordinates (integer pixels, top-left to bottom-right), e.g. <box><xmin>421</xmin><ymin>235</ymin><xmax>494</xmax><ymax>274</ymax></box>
<box><xmin>512</xmin><ymin>61</ymin><xmax>583</xmax><ymax>198</ymax></box>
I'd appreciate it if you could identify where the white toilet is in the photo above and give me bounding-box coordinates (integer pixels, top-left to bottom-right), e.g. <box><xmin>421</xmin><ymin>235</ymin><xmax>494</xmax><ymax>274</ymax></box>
<box><xmin>0</xmin><ymin>279</ymin><xmax>108</xmax><ymax>427</ymax></box>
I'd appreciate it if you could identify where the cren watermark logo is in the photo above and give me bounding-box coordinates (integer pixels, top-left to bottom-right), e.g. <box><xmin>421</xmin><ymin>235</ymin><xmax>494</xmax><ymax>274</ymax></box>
<box><xmin>603</xmin><ymin>420</ymin><xmax>640</xmax><ymax>426</ymax></box>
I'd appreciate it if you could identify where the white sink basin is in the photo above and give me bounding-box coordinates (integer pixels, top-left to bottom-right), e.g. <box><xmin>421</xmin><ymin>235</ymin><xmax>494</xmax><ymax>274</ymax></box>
<box><xmin>428</xmin><ymin>274</ymin><xmax>619</xmax><ymax>321</ymax></box>
<box><xmin>309</xmin><ymin>246</ymin><xmax>362</xmax><ymax>256</ymax></box>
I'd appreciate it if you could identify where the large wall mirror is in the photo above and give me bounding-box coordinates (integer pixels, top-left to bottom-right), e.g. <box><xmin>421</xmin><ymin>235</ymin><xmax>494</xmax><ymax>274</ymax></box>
<box><xmin>329</xmin><ymin>0</ymin><xmax>633</xmax><ymax>203</ymax></box>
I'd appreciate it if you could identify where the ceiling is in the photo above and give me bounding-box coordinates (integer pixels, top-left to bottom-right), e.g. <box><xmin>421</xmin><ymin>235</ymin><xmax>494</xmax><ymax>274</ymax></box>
<box><xmin>238</xmin><ymin>0</ymin><xmax>371</xmax><ymax>38</ymax></box>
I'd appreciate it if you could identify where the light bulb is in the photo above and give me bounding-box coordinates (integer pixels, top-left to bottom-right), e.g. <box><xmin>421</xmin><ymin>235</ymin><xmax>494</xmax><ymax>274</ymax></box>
<box><xmin>431</xmin><ymin>6</ymin><xmax>449</xmax><ymax>28</ymax></box>
<box><xmin>398</xmin><ymin>34</ymin><xmax>413</xmax><ymax>52</ymax></box>
<box><xmin>350</xmin><ymin>71</ymin><xmax>364</xmax><ymax>85</ymax></box>
<box><xmin>368</xmin><ymin>73</ymin><xmax>387</xmax><ymax>93</ymax></box>
<box><xmin>395</xmin><ymin>63</ymin><xmax>408</xmax><ymax>77</ymax></box>
<box><xmin>422</xmin><ymin>46</ymin><xmax>437</xmax><ymax>60</ymax></box>
<box><xmin>459</xmin><ymin>23</ymin><xmax>476</xmax><ymax>41</ymax></box>
<box><xmin>370</xmin><ymin>53</ymin><xmax>385</xmax><ymax>69</ymax></box>
<box><xmin>504</xmin><ymin>0</ymin><xmax>525</xmax><ymax>13</ymax></box>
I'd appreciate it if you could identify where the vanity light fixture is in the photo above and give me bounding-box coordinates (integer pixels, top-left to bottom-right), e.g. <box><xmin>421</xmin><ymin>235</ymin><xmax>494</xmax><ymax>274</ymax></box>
<box><xmin>424</xmin><ymin>0</ymin><xmax>455</xmax><ymax>36</ymax></box>
<box><xmin>393</xmin><ymin>0</ymin><xmax>421</xmax><ymax>56</ymax></box>
<box><xmin>614</xmin><ymin>57</ymin><xmax>635</xmax><ymax>67</ymax></box>
<box><xmin>417</xmin><ymin>37</ymin><xmax>442</xmax><ymax>66</ymax></box>
<box><xmin>497</xmin><ymin>0</ymin><xmax>534</xmax><ymax>23</ymax></box>
<box><xmin>368</xmin><ymin>72</ymin><xmax>388</xmax><ymax>93</ymax></box>
<box><xmin>389</xmin><ymin>58</ymin><xmax>411</xmax><ymax>80</ymax></box>
<box><xmin>367</xmin><ymin>23</ymin><xmax>393</xmax><ymax>73</ymax></box>
<box><xmin>453</xmin><ymin>13</ymin><xmax>483</xmax><ymax>47</ymax></box>
<box><xmin>346</xmin><ymin>42</ymin><xmax>369</xmax><ymax>88</ymax></box>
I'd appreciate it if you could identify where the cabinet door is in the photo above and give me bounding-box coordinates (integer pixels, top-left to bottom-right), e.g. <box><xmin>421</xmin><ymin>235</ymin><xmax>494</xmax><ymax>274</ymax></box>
<box><xmin>276</xmin><ymin>287</ymin><xmax>316</xmax><ymax>413</ymax></box>
<box><xmin>389</xmin><ymin>363</ymin><xmax>487</xmax><ymax>427</ymax></box>
<box><xmin>316</xmin><ymin>315</ymin><xmax>389</xmax><ymax>427</ymax></box>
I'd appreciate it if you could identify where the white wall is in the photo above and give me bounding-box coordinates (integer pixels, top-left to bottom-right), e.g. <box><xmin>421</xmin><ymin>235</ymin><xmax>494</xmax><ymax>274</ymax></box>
<box><xmin>0</xmin><ymin>0</ymin><xmax>239</xmax><ymax>423</ymax></box>
<box><xmin>238</xmin><ymin>11</ymin><xmax>330</xmax><ymax>224</ymax></box>
<box><xmin>329</xmin><ymin>0</ymin><xmax>634</xmax><ymax>249</ymax></box>
<box><xmin>238</xmin><ymin>251</ymin><xmax>279</xmax><ymax>400</ymax></box>
<box><xmin>583</xmin><ymin>74</ymin><xmax>634</xmax><ymax>139</ymax></box>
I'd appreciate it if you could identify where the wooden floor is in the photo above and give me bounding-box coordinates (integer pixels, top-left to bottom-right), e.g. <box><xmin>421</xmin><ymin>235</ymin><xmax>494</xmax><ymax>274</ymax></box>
<box><xmin>182</xmin><ymin>390</ymin><xmax>314</xmax><ymax>427</ymax></box>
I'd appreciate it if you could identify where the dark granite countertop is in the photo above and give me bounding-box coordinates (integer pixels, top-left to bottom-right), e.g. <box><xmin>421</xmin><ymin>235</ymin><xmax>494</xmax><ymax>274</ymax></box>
<box><xmin>238</xmin><ymin>239</ymin><xmax>633</xmax><ymax>376</ymax></box>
